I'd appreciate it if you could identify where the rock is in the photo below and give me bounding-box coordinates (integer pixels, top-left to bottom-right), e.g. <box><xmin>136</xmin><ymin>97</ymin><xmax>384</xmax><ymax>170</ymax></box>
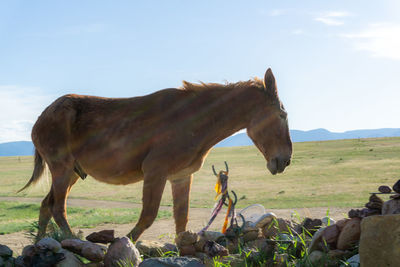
<box><xmin>378</xmin><ymin>185</ymin><xmax>392</xmax><ymax>193</ymax></box>
<box><xmin>136</xmin><ymin>240</ymin><xmax>169</xmax><ymax>257</ymax></box>
<box><xmin>31</xmin><ymin>250</ymin><xmax>65</xmax><ymax>266</ymax></box>
<box><xmin>36</xmin><ymin>237</ymin><xmax>62</xmax><ymax>252</ymax></box>
<box><xmin>242</xmin><ymin>222</ymin><xmax>259</xmax><ymax>233</ymax></box>
<box><xmin>205</xmin><ymin>254</ymin><xmax>244</xmax><ymax>267</ymax></box>
<box><xmin>178</xmin><ymin>245</ymin><xmax>196</xmax><ymax>256</ymax></box>
<box><xmin>390</xmin><ymin>193</ymin><xmax>400</xmax><ymax>199</ymax></box>
<box><xmin>56</xmin><ymin>248</ymin><xmax>84</xmax><ymax>267</ymax></box>
<box><xmin>194</xmin><ymin>252</ymin><xmax>209</xmax><ymax>262</ymax></box>
<box><xmin>243</xmin><ymin>229</ymin><xmax>261</xmax><ymax>243</ymax></box>
<box><xmin>199</xmin><ymin>231</ymin><xmax>224</xmax><ymax>241</ymax></box>
<box><xmin>393</xmin><ymin>179</ymin><xmax>400</xmax><ymax>193</ymax></box>
<box><xmin>344</xmin><ymin>254</ymin><xmax>360</xmax><ymax>267</ymax></box>
<box><xmin>246</xmin><ymin>238</ymin><xmax>269</xmax><ymax>252</ymax></box>
<box><xmin>308</xmin><ymin>227</ymin><xmax>326</xmax><ymax>253</ymax></box>
<box><xmin>104</xmin><ymin>237</ymin><xmax>141</xmax><ymax>267</ymax></box>
<box><xmin>336</xmin><ymin>217</ymin><xmax>361</xmax><ymax>250</ymax></box>
<box><xmin>308</xmin><ymin>250</ymin><xmax>325</xmax><ymax>265</ymax></box>
<box><xmin>0</xmin><ymin>244</ymin><xmax>13</xmax><ymax>258</ymax></box>
<box><xmin>86</xmin><ymin>230</ymin><xmax>115</xmax><ymax>244</ymax></box>
<box><xmin>328</xmin><ymin>249</ymin><xmax>351</xmax><ymax>260</ymax></box>
<box><xmin>382</xmin><ymin>198</ymin><xmax>400</xmax><ymax>215</ymax></box>
<box><xmin>61</xmin><ymin>238</ymin><xmax>105</xmax><ymax>262</ymax></box>
<box><xmin>226</xmin><ymin>239</ymin><xmax>239</xmax><ymax>254</ymax></box>
<box><xmin>274</xmin><ymin>253</ymin><xmax>289</xmax><ymax>267</ymax></box>
<box><xmin>301</xmin><ymin>217</ymin><xmax>322</xmax><ymax>234</ymax></box>
<box><xmin>3</xmin><ymin>257</ymin><xmax>14</xmax><ymax>267</ymax></box>
<box><xmin>14</xmin><ymin>256</ymin><xmax>25</xmax><ymax>267</ymax></box>
<box><xmin>203</xmin><ymin>241</ymin><xmax>228</xmax><ymax>258</ymax></box>
<box><xmin>359</xmin><ymin>214</ymin><xmax>400</xmax><ymax>266</ymax></box>
<box><xmin>321</xmin><ymin>216</ymin><xmax>336</xmax><ymax>226</ymax></box>
<box><xmin>22</xmin><ymin>244</ymin><xmax>36</xmax><ymax>258</ymax></box>
<box><xmin>365</xmin><ymin>193</ymin><xmax>384</xmax><ymax>210</ymax></box>
<box><xmin>322</xmin><ymin>224</ymin><xmax>339</xmax><ymax>245</ymax></box>
<box><xmin>255</xmin><ymin>212</ymin><xmax>277</xmax><ymax>228</ymax></box>
<box><xmin>334</xmin><ymin>219</ymin><xmax>349</xmax><ymax>232</ymax></box>
<box><xmin>140</xmin><ymin>257</ymin><xmax>204</xmax><ymax>267</ymax></box>
<box><xmin>175</xmin><ymin>230</ymin><xmax>198</xmax><ymax>247</ymax></box>
<box><xmin>262</xmin><ymin>218</ymin><xmax>292</xmax><ymax>237</ymax></box>
<box><xmin>0</xmin><ymin>257</ymin><xmax>4</xmax><ymax>266</ymax></box>
<box><xmin>194</xmin><ymin>238</ymin><xmax>206</xmax><ymax>252</ymax></box>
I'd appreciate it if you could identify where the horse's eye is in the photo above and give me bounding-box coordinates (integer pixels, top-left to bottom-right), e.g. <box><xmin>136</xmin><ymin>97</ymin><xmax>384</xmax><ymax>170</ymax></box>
<box><xmin>280</xmin><ymin>112</ymin><xmax>287</xmax><ymax>120</ymax></box>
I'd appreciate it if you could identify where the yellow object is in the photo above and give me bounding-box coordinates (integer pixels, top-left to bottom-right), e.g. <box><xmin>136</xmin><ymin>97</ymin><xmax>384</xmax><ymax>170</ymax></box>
<box><xmin>214</xmin><ymin>180</ymin><xmax>222</xmax><ymax>200</ymax></box>
<box><xmin>222</xmin><ymin>198</ymin><xmax>233</xmax><ymax>234</ymax></box>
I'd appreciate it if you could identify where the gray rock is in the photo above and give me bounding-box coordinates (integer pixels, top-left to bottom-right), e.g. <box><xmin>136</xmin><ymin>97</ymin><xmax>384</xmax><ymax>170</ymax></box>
<box><xmin>0</xmin><ymin>244</ymin><xmax>13</xmax><ymax>258</ymax></box>
<box><xmin>199</xmin><ymin>231</ymin><xmax>224</xmax><ymax>241</ymax></box>
<box><xmin>344</xmin><ymin>254</ymin><xmax>360</xmax><ymax>267</ymax></box>
<box><xmin>255</xmin><ymin>212</ymin><xmax>277</xmax><ymax>228</ymax></box>
<box><xmin>56</xmin><ymin>248</ymin><xmax>85</xmax><ymax>267</ymax></box>
<box><xmin>321</xmin><ymin>216</ymin><xmax>336</xmax><ymax>226</ymax></box>
<box><xmin>308</xmin><ymin>250</ymin><xmax>325</xmax><ymax>265</ymax></box>
<box><xmin>175</xmin><ymin>230</ymin><xmax>198</xmax><ymax>247</ymax></box>
<box><xmin>308</xmin><ymin>227</ymin><xmax>326</xmax><ymax>253</ymax></box>
<box><xmin>0</xmin><ymin>257</ymin><xmax>4</xmax><ymax>266</ymax></box>
<box><xmin>104</xmin><ymin>237</ymin><xmax>141</xmax><ymax>267</ymax></box>
<box><xmin>139</xmin><ymin>257</ymin><xmax>204</xmax><ymax>267</ymax></box>
<box><xmin>378</xmin><ymin>185</ymin><xmax>392</xmax><ymax>193</ymax></box>
<box><xmin>61</xmin><ymin>238</ymin><xmax>105</xmax><ymax>262</ymax></box>
<box><xmin>14</xmin><ymin>256</ymin><xmax>25</xmax><ymax>267</ymax></box>
<box><xmin>36</xmin><ymin>237</ymin><xmax>62</xmax><ymax>252</ymax></box>
<box><xmin>382</xmin><ymin>198</ymin><xmax>400</xmax><ymax>215</ymax></box>
<box><xmin>136</xmin><ymin>240</ymin><xmax>177</xmax><ymax>257</ymax></box>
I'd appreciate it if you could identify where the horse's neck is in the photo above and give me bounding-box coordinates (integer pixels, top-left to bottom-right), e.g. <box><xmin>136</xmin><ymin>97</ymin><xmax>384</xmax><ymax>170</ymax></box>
<box><xmin>194</xmin><ymin>87</ymin><xmax>254</xmax><ymax>148</ymax></box>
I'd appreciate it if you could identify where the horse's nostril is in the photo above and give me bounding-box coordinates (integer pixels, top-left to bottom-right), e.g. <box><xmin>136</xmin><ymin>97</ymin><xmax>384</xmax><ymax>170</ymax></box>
<box><xmin>286</xmin><ymin>159</ymin><xmax>291</xmax><ymax>166</ymax></box>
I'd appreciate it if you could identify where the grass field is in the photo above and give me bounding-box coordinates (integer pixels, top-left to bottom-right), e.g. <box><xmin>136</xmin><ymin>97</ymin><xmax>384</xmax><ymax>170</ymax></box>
<box><xmin>1</xmin><ymin>137</ymin><xmax>400</xmax><ymax>211</ymax></box>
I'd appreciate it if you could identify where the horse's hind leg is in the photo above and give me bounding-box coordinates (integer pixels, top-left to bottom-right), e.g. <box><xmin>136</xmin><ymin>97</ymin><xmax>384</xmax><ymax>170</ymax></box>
<box><xmin>47</xmin><ymin>161</ymin><xmax>79</xmax><ymax>237</ymax></box>
<box><xmin>37</xmin><ymin>189</ymin><xmax>54</xmax><ymax>239</ymax></box>
<box><xmin>171</xmin><ymin>175</ymin><xmax>193</xmax><ymax>234</ymax></box>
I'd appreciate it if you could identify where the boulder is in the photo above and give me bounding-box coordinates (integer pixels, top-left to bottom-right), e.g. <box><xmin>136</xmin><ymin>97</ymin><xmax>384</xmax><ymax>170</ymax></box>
<box><xmin>359</xmin><ymin>214</ymin><xmax>400</xmax><ymax>267</ymax></box>
<box><xmin>139</xmin><ymin>257</ymin><xmax>204</xmax><ymax>267</ymax></box>
<box><xmin>308</xmin><ymin>227</ymin><xmax>326</xmax><ymax>253</ymax></box>
<box><xmin>175</xmin><ymin>230</ymin><xmax>198</xmax><ymax>247</ymax></box>
<box><xmin>382</xmin><ymin>198</ymin><xmax>400</xmax><ymax>215</ymax></box>
<box><xmin>0</xmin><ymin>244</ymin><xmax>13</xmax><ymax>258</ymax></box>
<box><xmin>136</xmin><ymin>240</ymin><xmax>177</xmax><ymax>257</ymax></box>
<box><xmin>199</xmin><ymin>231</ymin><xmax>224</xmax><ymax>241</ymax></box>
<box><xmin>56</xmin><ymin>248</ymin><xmax>84</xmax><ymax>267</ymax></box>
<box><xmin>177</xmin><ymin>245</ymin><xmax>196</xmax><ymax>256</ymax></box>
<box><xmin>104</xmin><ymin>237</ymin><xmax>141</xmax><ymax>267</ymax></box>
<box><xmin>36</xmin><ymin>237</ymin><xmax>62</xmax><ymax>253</ymax></box>
<box><xmin>86</xmin><ymin>230</ymin><xmax>115</xmax><ymax>244</ymax></box>
<box><xmin>336</xmin><ymin>217</ymin><xmax>361</xmax><ymax>250</ymax></box>
<box><xmin>321</xmin><ymin>216</ymin><xmax>336</xmax><ymax>226</ymax></box>
<box><xmin>203</xmin><ymin>241</ymin><xmax>228</xmax><ymax>258</ymax></box>
<box><xmin>61</xmin><ymin>238</ymin><xmax>105</xmax><ymax>262</ymax></box>
<box><xmin>322</xmin><ymin>224</ymin><xmax>340</xmax><ymax>246</ymax></box>
<box><xmin>335</xmin><ymin>218</ymin><xmax>350</xmax><ymax>231</ymax></box>
<box><xmin>61</xmin><ymin>238</ymin><xmax>86</xmax><ymax>253</ymax></box>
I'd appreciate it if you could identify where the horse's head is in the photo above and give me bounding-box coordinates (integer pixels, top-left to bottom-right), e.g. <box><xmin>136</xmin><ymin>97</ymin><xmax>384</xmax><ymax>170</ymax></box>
<box><xmin>247</xmin><ymin>68</ymin><xmax>292</xmax><ymax>175</ymax></box>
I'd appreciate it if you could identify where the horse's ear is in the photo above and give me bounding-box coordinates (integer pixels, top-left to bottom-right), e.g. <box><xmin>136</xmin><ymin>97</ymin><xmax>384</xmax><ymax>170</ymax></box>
<box><xmin>263</xmin><ymin>68</ymin><xmax>278</xmax><ymax>97</ymax></box>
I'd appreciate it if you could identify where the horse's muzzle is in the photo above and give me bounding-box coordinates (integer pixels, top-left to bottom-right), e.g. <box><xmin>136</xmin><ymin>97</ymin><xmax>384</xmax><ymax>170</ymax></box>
<box><xmin>267</xmin><ymin>156</ymin><xmax>291</xmax><ymax>175</ymax></box>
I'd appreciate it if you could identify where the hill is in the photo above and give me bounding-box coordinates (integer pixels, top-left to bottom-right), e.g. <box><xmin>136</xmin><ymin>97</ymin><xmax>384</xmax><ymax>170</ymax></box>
<box><xmin>1</xmin><ymin>128</ymin><xmax>400</xmax><ymax>155</ymax></box>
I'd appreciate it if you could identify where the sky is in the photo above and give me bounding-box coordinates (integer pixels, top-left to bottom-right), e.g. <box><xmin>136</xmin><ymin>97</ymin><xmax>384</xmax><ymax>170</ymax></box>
<box><xmin>1</xmin><ymin>0</ymin><xmax>400</xmax><ymax>143</ymax></box>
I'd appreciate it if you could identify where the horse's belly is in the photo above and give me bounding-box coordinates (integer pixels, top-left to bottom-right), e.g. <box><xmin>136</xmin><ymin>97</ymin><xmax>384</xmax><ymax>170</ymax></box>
<box><xmin>90</xmin><ymin>170</ymin><xmax>144</xmax><ymax>185</ymax></box>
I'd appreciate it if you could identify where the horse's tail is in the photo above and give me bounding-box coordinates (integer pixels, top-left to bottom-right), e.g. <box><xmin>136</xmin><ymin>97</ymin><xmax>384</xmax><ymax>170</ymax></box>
<box><xmin>17</xmin><ymin>149</ymin><xmax>46</xmax><ymax>193</ymax></box>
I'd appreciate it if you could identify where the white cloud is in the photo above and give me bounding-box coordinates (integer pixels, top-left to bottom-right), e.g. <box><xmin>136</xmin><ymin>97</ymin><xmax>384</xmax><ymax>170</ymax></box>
<box><xmin>342</xmin><ymin>23</ymin><xmax>400</xmax><ymax>60</ymax></box>
<box><xmin>0</xmin><ymin>86</ymin><xmax>55</xmax><ymax>143</ymax></box>
<box><xmin>315</xmin><ymin>11</ymin><xmax>351</xmax><ymax>26</ymax></box>
<box><xmin>292</xmin><ymin>29</ymin><xmax>304</xmax><ymax>35</ymax></box>
<box><xmin>269</xmin><ymin>9</ymin><xmax>285</xmax><ymax>16</ymax></box>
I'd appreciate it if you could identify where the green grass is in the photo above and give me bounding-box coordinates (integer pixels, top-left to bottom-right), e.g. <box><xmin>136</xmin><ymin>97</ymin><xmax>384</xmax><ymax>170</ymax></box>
<box><xmin>0</xmin><ymin>201</ymin><xmax>171</xmax><ymax>235</ymax></box>
<box><xmin>1</xmin><ymin>137</ymin><xmax>400</xmax><ymax>209</ymax></box>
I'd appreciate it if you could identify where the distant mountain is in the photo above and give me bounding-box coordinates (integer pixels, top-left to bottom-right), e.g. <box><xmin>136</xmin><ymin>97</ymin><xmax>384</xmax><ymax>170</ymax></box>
<box><xmin>215</xmin><ymin>128</ymin><xmax>400</xmax><ymax>147</ymax></box>
<box><xmin>0</xmin><ymin>141</ymin><xmax>34</xmax><ymax>156</ymax></box>
<box><xmin>1</xmin><ymin>128</ymin><xmax>400</xmax><ymax>156</ymax></box>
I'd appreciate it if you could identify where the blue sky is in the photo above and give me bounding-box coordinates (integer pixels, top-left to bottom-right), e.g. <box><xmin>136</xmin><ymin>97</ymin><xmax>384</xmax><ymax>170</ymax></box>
<box><xmin>1</xmin><ymin>0</ymin><xmax>400</xmax><ymax>143</ymax></box>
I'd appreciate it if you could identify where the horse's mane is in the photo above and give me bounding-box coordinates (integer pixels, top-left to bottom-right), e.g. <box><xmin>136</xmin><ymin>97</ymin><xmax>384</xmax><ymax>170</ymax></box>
<box><xmin>180</xmin><ymin>77</ymin><xmax>264</xmax><ymax>91</ymax></box>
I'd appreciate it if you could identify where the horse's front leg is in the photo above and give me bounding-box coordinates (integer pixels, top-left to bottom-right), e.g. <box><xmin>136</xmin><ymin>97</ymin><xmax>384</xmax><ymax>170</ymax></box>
<box><xmin>171</xmin><ymin>175</ymin><xmax>193</xmax><ymax>234</ymax></box>
<box><xmin>127</xmin><ymin>172</ymin><xmax>167</xmax><ymax>241</ymax></box>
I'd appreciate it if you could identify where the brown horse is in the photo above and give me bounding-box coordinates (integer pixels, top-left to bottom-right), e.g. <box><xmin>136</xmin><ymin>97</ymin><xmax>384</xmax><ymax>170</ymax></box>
<box><xmin>19</xmin><ymin>68</ymin><xmax>292</xmax><ymax>241</ymax></box>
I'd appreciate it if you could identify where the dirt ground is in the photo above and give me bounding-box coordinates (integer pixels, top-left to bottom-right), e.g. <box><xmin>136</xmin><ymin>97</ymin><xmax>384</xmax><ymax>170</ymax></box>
<box><xmin>0</xmin><ymin>196</ymin><xmax>352</xmax><ymax>255</ymax></box>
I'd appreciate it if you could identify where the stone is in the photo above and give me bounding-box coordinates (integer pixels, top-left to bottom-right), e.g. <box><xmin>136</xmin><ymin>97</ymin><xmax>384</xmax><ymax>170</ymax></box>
<box><xmin>203</xmin><ymin>241</ymin><xmax>228</xmax><ymax>258</ymax></box>
<box><xmin>205</xmin><ymin>254</ymin><xmax>244</xmax><ymax>267</ymax></box>
<box><xmin>140</xmin><ymin>257</ymin><xmax>204</xmax><ymax>267</ymax></box>
<box><xmin>321</xmin><ymin>216</ymin><xmax>336</xmax><ymax>226</ymax></box>
<box><xmin>194</xmin><ymin>238</ymin><xmax>206</xmax><ymax>252</ymax></box>
<box><xmin>31</xmin><ymin>250</ymin><xmax>65</xmax><ymax>266</ymax></box>
<box><xmin>378</xmin><ymin>185</ymin><xmax>392</xmax><ymax>193</ymax></box>
<box><xmin>22</xmin><ymin>245</ymin><xmax>36</xmax><ymax>258</ymax></box>
<box><xmin>382</xmin><ymin>198</ymin><xmax>400</xmax><ymax>215</ymax></box>
<box><xmin>308</xmin><ymin>250</ymin><xmax>325</xmax><ymax>265</ymax></box>
<box><xmin>178</xmin><ymin>245</ymin><xmax>196</xmax><ymax>256</ymax></box>
<box><xmin>255</xmin><ymin>212</ymin><xmax>277</xmax><ymax>228</ymax></box>
<box><xmin>86</xmin><ymin>230</ymin><xmax>115</xmax><ymax>244</ymax></box>
<box><xmin>175</xmin><ymin>230</ymin><xmax>198</xmax><ymax>247</ymax></box>
<box><xmin>301</xmin><ymin>217</ymin><xmax>322</xmax><ymax>234</ymax></box>
<box><xmin>194</xmin><ymin>252</ymin><xmax>209</xmax><ymax>262</ymax></box>
<box><xmin>344</xmin><ymin>254</ymin><xmax>360</xmax><ymax>267</ymax></box>
<box><xmin>36</xmin><ymin>237</ymin><xmax>62</xmax><ymax>252</ymax></box>
<box><xmin>243</xmin><ymin>229</ymin><xmax>261</xmax><ymax>243</ymax></box>
<box><xmin>246</xmin><ymin>238</ymin><xmax>269</xmax><ymax>252</ymax></box>
<box><xmin>61</xmin><ymin>238</ymin><xmax>86</xmax><ymax>253</ymax></box>
<box><xmin>199</xmin><ymin>231</ymin><xmax>224</xmax><ymax>241</ymax></box>
<box><xmin>56</xmin><ymin>248</ymin><xmax>84</xmax><ymax>267</ymax></box>
<box><xmin>226</xmin><ymin>239</ymin><xmax>239</xmax><ymax>254</ymax></box>
<box><xmin>322</xmin><ymin>224</ymin><xmax>339</xmax><ymax>245</ymax></box>
<box><xmin>0</xmin><ymin>244</ymin><xmax>13</xmax><ymax>258</ymax></box>
<box><xmin>104</xmin><ymin>237</ymin><xmax>141</xmax><ymax>267</ymax></box>
<box><xmin>336</xmin><ymin>219</ymin><xmax>350</xmax><ymax>230</ymax></box>
<box><xmin>327</xmin><ymin>249</ymin><xmax>350</xmax><ymax>260</ymax></box>
<box><xmin>393</xmin><ymin>179</ymin><xmax>400</xmax><ymax>193</ymax></box>
<box><xmin>14</xmin><ymin>256</ymin><xmax>25</xmax><ymax>267</ymax></box>
<box><xmin>61</xmin><ymin>238</ymin><xmax>105</xmax><ymax>262</ymax></box>
<box><xmin>0</xmin><ymin>257</ymin><xmax>4</xmax><ymax>266</ymax></box>
<box><xmin>262</xmin><ymin>218</ymin><xmax>292</xmax><ymax>238</ymax></box>
<box><xmin>3</xmin><ymin>257</ymin><xmax>14</xmax><ymax>267</ymax></box>
<box><xmin>136</xmin><ymin>240</ymin><xmax>166</xmax><ymax>257</ymax></box>
<box><xmin>336</xmin><ymin>218</ymin><xmax>361</xmax><ymax>250</ymax></box>
<box><xmin>308</xmin><ymin>227</ymin><xmax>326</xmax><ymax>253</ymax></box>
<box><xmin>274</xmin><ymin>253</ymin><xmax>289</xmax><ymax>267</ymax></box>
<box><xmin>359</xmin><ymin>214</ymin><xmax>400</xmax><ymax>266</ymax></box>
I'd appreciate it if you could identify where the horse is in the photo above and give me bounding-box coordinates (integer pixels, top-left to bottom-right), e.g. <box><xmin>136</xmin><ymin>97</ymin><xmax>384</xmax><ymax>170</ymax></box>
<box><xmin>19</xmin><ymin>68</ymin><xmax>292</xmax><ymax>241</ymax></box>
